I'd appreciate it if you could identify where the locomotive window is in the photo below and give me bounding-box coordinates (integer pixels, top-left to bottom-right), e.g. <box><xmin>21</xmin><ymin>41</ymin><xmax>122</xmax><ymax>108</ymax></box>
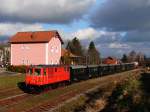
<box><xmin>28</xmin><ymin>69</ymin><xmax>33</xmax><ymax>75</ymax></box>
<box><xmin>64</xmin><ymin>67</ymin><xmax>67</xmax><ymax>71</ymax></box>
<box><xmin>67</xmin><ymin>67</ymin><xmax>69</xmax><ymax>71</ymax></box>
<box><xmin>35</xmin><ymin>69</ymin><xmax>41</xmax><ymax>75</ymax></box>
<box><xmin>65</xmin><ymin>67</ymin><xmax>69</xmax><ymax>71</ymax></box>
<box><xmin>44</xmin><ymin>69</ymin><xmax>47</xmax><ymax>76</ymax></box>
<box><xmin>80</xmin><ymin>68</ymin><xmax>85</xmax><ymax>73</ymax></box>
<box><xmin>93</xmin><ymin>68</ymin><xmax>97</xmax><ymax>72</ymax></box>
<box><xmin>55</xmin><ymin>68</ymin><xmax>57</xmax><ymax>72</ymax></box>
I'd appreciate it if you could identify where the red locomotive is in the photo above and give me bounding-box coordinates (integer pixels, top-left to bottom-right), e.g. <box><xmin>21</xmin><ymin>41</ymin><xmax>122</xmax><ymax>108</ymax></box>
<box><xmin>25</xmin><ymin>65</ymin><xmax>70</xmax><ymax>86</ymax></box>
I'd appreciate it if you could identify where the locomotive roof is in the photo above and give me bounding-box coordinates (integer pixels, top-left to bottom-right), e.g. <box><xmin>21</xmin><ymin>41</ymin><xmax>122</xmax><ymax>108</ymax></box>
<box><xmin>28</xmin><ymin>63</ymin><xmax>134</xmax><ymax>69</ymax></box>
<box><xmin>29</xmin><ymin>65</ymin><xmax>69</xmax><ymax>68</ymax></box>
<box><xmin>87</xmin><ymin>65</ymin><xmax>99</xmax><ymax>67</ymax></box>
<box><xmin>70</xmin><ymin>65</ymin><xmax>87</xmax><ymax>69</ymax></box>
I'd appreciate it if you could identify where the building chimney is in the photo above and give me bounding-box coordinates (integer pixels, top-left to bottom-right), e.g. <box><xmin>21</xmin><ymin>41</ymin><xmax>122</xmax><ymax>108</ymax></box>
<box><xmin>31</xmin><ymin>32</ymin><xmax>34</xmax><ymax>39</ymax></box>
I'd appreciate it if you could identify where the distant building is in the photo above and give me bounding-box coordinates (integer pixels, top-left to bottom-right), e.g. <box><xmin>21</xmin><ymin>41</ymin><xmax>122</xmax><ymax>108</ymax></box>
<box><xmin>0</xmin><ymin>49</ymin><xmax>3</xmax><ymax>64</ymax></box>
<box><xmin>61</xmin><ymin>48</ymin><xmax>82</xmax><ymax>65</ymax></box>
<box><xmin>9</xmin><ymin>31</ymin><xmax>63</xmax><ymax>65</ymax></box>
<box><xmin>0</xmin><ymin>46</ymin><xmax>10</xmax><ymax>66</ymax></box>
<box><xmin>103</xmin><ymin>57</ymin><xmax>118</xmax><ymax>64</ymax></box>
<box><xmin>145</xmin><ymin>58</ymin><xmax>150</xmax><ymax>67</ymax></box>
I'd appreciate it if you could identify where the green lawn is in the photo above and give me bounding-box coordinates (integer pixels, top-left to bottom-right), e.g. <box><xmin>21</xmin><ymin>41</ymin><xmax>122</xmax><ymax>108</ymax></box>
<box><xmin>0</xmin><ymin>74</ymin><xmax>25</xmax><ymax>90</ymax></box>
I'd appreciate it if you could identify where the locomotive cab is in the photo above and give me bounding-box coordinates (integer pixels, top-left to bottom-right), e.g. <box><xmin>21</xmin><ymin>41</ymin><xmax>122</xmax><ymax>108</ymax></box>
<box><xmin>25</xmin><ymin>67</ymin><xmax>45</xmax><ymax>86</ymax></box>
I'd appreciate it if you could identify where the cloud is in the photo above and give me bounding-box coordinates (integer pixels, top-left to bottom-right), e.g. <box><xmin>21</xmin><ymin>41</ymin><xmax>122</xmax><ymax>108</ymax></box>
<box><xmin>95</xmin><ymin>42</ymin><xmax>150</xmax><ymax>58</ymax></box>
<box><xmin>0</xmin><ymin>0</ymin><xmax>95</xmax><ymax>24</ymax></box>
<box><xmin>108</xmin><ymin>43</ymin><xmax>130</xmax><ymax>49</ymax></box>
<box><xmin>123</xmin><ymin>30</ymin><xmax>150</xmax><ymax>42</ymax></box>
<box><xmin>90</xmin><ymin>0</ymin><xmax>150</xmax><ymax>31</ymax></box>
<box><xmin>70</xmin><ymin>27</ymin><xmax>122</xmax><ymax>41</ymax></box>
<box><xmin>88</xmin><ymin>0</ymin><xmax>150</xmax><ymax>57</ymax></box>
<box><xmin>0</xmin><ymin>23</ymin><xmax>44</xmax><ymax>36</ymax></box>
<box><xmin>71</xmin><ymin>27</ymin><xmax>100</xmax><ymax>40</ymax></box>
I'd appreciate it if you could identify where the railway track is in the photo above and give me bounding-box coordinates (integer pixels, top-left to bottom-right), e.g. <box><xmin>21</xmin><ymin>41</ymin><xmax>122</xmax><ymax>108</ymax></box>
<box><xmin>0</xmin><ymin>87</ymin><xmax>25</xmax><ymax>100</ymax></box>
<box><xmin>24</xmin><ymin>89</ymin><xmax>78</xmax><ymax>112</ymax></box>
<box><xmin>0</xmin><ymin>93</ymin><xmax>31</xmax><ymax>107</ymax></box>
<box><xmin>0</xmin><ymin>82</ymin><xmax>69</xmax><ymax>111</ymax></box>
<box><xmin>0</xmin><ymin>87</ymin><xmax>18</xmax><ymax>93</ymax></box>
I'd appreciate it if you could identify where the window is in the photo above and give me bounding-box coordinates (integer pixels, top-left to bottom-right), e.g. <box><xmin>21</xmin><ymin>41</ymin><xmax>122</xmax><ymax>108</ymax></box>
<box><xmin>21</xmin><ymin>45</ymin><xmax>25</xmax><ymax>49</ymax></box>
<box><xmin>35</xmin><ymin>69</ymin><xmax>41</xmax><ymax>75</ymax></box>
<box><xmin>93</xmin><ymin>68</ymin><xmax>97</xmax><ymax>72</ymax></box>
<box><xmin>28</xmin><ymin>68</ymin><xmax>33</xmax><ymax>75</ymax></box>
<box><xmin>67</xmin><ymin>67</ymin><xmax>69</xmax><ymax>71</ymax></box>
<box><xmin>56</xmin><ymin>47</ymin><xmax>58</xmax><ymax>53</ymax></box>
<box><xmin>27</xmin><ymin>60</ymin><xmax>29</xmax><ymax>64</ymax></box>
<box><xmin>22</xmin><ymin>60</ymin><xmax>24</xmax><ymax>64</ymax></box>
<box><xmin>55</xmin><ymin>68</ymin><xmax>57</xmax><ymax>72</ymax></box>
<box><xmin>51</xmin><ymin>46</ymin><xmax>54</xmax><ymax>52</ymax></box>
<box><xmin>44</xmin><ymin>69</ymin><xmax>47</xmax><ymax>76</ymax></box>
<box><xmin>26</xmin><ymin>46</ymin><xmax>30</xmax><ymax>50</ymax></box>
<box><xmin>51</xmin><ymin>49</ymin><xmax>54</xmax><ymax>52</ymax></box>
<box><xmin>65</xmin><ymin>67</ymin><xmax>69</xmax><ymax>71</ymax></box>
<box><xmin>64</xmin><ymin>67</ymin><xmax>67</xmax><ymax>71</ymax></box>
<box><xmin>55</xmin><ymin>61</ymin><xmax>58</xmax><ymax>65</ymax></box>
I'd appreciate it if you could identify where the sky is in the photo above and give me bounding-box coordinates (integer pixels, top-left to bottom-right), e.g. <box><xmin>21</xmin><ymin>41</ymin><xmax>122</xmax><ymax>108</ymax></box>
<box><xmin>0</xmin><ymin>0</ymin><xmax>150</xmax><ymax>58</ymax></box>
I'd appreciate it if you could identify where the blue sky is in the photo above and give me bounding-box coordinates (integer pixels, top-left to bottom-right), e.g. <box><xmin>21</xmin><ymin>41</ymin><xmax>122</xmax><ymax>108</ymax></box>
<box><xmin>0</xmin><ymin>0</ymin><xmax>150</xmax><ymax>58</ymax></box>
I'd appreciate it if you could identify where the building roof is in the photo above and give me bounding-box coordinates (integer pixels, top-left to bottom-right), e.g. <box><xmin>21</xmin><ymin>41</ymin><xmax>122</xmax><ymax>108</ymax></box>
<box><xmin>103</xmin><ymin>56</ymin><xmax>118</xmax><ymax>64</ymax></box>
<box><xmin>61</xmin><ymin>48</ymin><xmax>80</xmax><ymax>58</ymax></box>
<box><xmin>9</xmin><ymin>31</ymin><xmax>64</xmax><ymax>44</ymax></box>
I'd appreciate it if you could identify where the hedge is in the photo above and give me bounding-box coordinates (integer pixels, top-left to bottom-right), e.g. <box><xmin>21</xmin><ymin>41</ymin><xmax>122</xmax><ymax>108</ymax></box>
<box><xmin>6</xmin><ymin>65</ymin><xmax>27</xmax><ymax>73</ymax></box>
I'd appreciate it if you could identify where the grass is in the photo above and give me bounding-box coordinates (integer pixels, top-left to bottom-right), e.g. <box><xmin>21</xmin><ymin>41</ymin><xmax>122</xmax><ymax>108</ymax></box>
<box><xmin>54</xmin><ymin>96</ymin><xmax>87</xmax><ymax>112</ymax></box>
<box><xmin>0</xmin><ymin>74</ymin><xmax>25</xmax><ymax>90</ymax></box>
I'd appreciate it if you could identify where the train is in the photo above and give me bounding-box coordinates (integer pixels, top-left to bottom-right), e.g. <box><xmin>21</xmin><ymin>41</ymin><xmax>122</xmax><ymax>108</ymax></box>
<box><xmin>25</xmin><ymin>63</ymin><xmax>135</xmax><ymax>91</ymax></box>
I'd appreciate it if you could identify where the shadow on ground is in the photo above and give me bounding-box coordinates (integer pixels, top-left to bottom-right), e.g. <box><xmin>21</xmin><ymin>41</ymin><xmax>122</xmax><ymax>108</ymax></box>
<box><xmin>17</xmin><ymin>82</ymin><xmax>32</xmax><ymax>93</ymax></box>
<box><xmin>101</xmin><ymin>72</ymin><xmax>150</xmax><ymax>112</ymax></box>
<box><xmin>74</xmin><ymin>89</ymin><xmax>104</xmax><ymax>112</ymax></box>
<box><xmin>140</xmin><ymin>72</ymin><xmax>150</xmax><ymax>93</ymax></box>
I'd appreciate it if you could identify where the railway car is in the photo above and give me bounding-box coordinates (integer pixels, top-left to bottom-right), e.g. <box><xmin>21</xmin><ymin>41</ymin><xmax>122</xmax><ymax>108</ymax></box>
<box><xmin>87</xmin><ymin>65</ymin><xmax>99</xmax><ymax>78</ymax></box>
<box><xmin>125</xmin><ymin>63</ymin><xmax>134</xmax><ymax>71</ymax></box>
<box><xmin>70</xmin><ymin>65</ymin><xmax>88</xmax><ymax>81</ymax></box>
<box><xmin>108</xmin><ymin>64</ymin><xmax>116</xmax><ymax>74</ymax></box>
<box><xmin>100</xmin><ymin>64</ymin><xmax>110</xmax><ymax>75</ymax></box>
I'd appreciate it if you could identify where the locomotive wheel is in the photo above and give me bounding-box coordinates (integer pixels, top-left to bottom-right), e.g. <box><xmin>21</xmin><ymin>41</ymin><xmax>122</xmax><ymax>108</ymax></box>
<box><xmin>51</xmin><ymin>83</ymin><xmax>58</xmax><ymax>89</ymax></box>
<box><xmin>34</xmin><ymin>86</ymin><xmax>43</xmax><ymax>93</ymax></box>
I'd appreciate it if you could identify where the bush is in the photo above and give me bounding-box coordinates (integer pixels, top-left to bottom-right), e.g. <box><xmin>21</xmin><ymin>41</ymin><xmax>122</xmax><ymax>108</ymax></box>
<box><xmin>114</xmin><ymin>77</ymin><xmax>142</xmax><ymax>110</ymax></box>
<box><xmin>105</xmin><ymin>75</ymin><xmax>150</xmax><ymax>112</ymax></box>
<box><xmin>6</xmin><ymin>65</ymin><xmax>26</xmax><ymax>73</ymax></box>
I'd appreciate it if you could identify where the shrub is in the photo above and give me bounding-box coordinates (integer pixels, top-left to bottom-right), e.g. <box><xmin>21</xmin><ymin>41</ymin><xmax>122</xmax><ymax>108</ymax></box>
<box><xmin>6</xmin><ymin>65</ymin><xmax>26</xmax><ymax>73</ymax></box>
<box><xmin>103</xmin><ymin>75</ymin><xmax>144</xmax><ymax>112</ymax></box>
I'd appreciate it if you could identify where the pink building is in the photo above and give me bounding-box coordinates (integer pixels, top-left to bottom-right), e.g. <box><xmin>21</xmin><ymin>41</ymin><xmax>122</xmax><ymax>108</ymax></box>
<box><xmin>9</xmin><ymin>31</ymin><xmax>63</xmax><ymax>65</ymax></box>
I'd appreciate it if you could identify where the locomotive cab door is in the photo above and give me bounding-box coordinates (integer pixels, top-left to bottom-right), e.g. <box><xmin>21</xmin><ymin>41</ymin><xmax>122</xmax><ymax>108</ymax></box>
<box><xmin>42</xmin><ymin>68</ymin><xmax>48</xmax><ymax>85</ymax></box>
<box><xmin>34</xmin><ymin>68</ymin><xmax>42</xmax><ymax>85</ymax></box>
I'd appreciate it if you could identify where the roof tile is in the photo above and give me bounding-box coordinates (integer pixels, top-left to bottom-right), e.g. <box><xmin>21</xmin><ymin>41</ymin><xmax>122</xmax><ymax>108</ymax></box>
<box><xmin>9</xmin><ymin>31</ymin><xmax>63</xmax><ymax>44</ymax></box>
